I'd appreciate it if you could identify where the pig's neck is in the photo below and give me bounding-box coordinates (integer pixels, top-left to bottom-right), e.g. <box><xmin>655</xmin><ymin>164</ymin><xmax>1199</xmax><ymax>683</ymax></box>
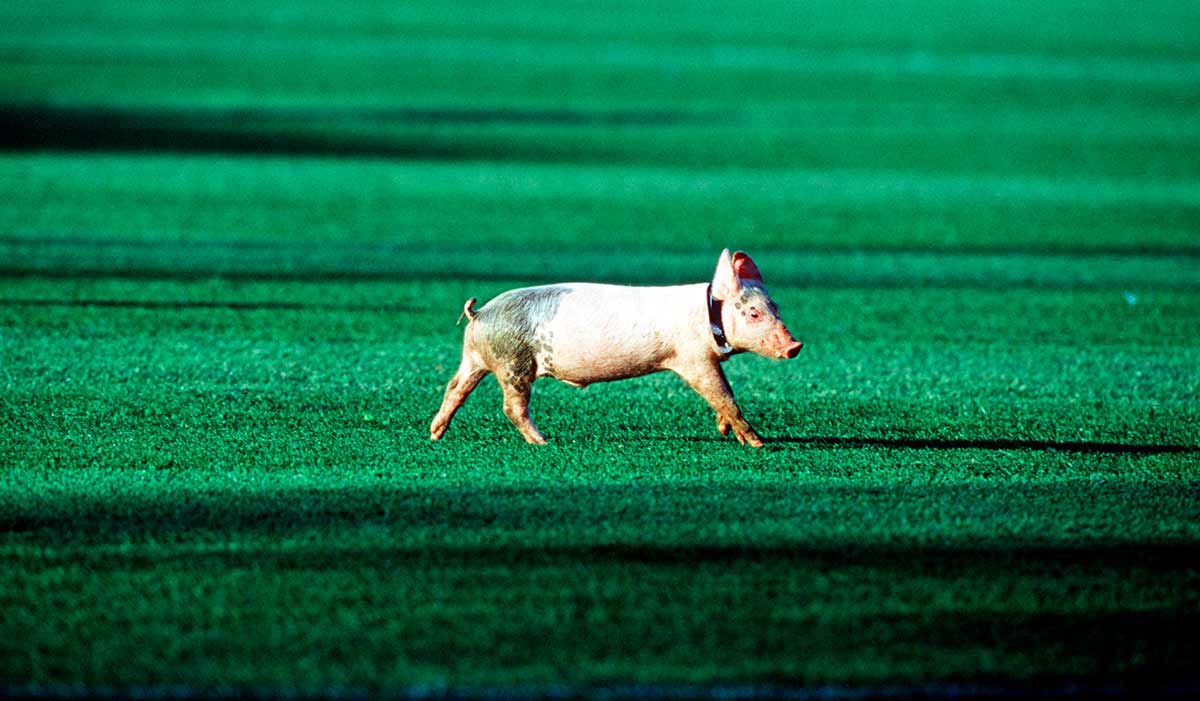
<box><xmin>706</xmin><ymin>284</ymin><xmax>734</xmax><ymax>358</ymax></box>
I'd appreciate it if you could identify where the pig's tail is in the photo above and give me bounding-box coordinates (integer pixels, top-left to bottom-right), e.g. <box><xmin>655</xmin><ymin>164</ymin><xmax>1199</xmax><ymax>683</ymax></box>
<box><xmin>457</xmin><ymin>297</ymin><xmax>478</xmax><ymax>325</ymax></box>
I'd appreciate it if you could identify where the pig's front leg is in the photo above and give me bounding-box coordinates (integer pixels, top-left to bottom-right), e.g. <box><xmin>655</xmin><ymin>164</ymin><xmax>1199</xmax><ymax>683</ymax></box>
<box><xmin>672</xmin><ymin>360</ymin><xmax>764</xmax><ymax>447</ymax></box>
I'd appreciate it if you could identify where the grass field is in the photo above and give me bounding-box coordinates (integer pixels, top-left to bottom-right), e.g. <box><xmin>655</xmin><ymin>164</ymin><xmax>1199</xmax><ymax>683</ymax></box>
<box><xmin>2</xmin><ymin>0</ymin><xmax>1199</xmax><ymax>697</ymax></box>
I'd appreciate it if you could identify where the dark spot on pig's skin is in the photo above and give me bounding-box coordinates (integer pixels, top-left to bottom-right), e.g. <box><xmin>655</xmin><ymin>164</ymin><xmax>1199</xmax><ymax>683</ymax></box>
<box><xmin>737</xmin><ymin>286</ymin><xmax>773</xmax><ymax>316</ymax></box>
<box><xmin>506</xmin><ymin>373</ymin><xmax>532</xmax><ymax>395</ymax></box>
<box><xmin>475</xmin><ymin>285</ymin><xmax>567</xmax><ymax>388</ymax></box>
<box><xmin>538</xmin><ymin>330</ymin><xmax>557</xmax><ymax>375</ymax></box>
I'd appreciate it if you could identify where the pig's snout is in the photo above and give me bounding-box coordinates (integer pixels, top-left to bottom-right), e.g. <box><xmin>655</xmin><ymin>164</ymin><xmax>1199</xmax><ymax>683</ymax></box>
<box><xmin>770</xmin><ymin>325</ymin><xmax>803</xmax><ymax>359</ymax></box>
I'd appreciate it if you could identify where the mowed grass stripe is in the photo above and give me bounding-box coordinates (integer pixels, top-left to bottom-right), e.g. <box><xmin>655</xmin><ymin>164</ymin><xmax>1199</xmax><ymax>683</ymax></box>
<box><xmin>6</xmin><ymin>464</ymin><xmax>1199</xmax><ymax>550</ymax></box>
<box><xmin>6</xmin><ymin>682</ymin><xmax>1200</xmax><ymax>701</ymax></box>
<box><xmin>2</xmin><ymin>155</ymin><xmax>1198</xmax><ymax>257</ymax></box>
<box><xmin>8</xmin><ymin>31</ymin><xmax>1200</xmax><ymax>85</ymax></box>
<box><xmin>5</xmin><ymin>0</ymin><xmax>1198</xmax><ymax>52</ymax></box>
<box><xmin>2</xmin><ymin>116</ymin><xmax>1198</xmax><ymax>178</ymax></box>
<box><xmin>0</xmin><ymin>297</ymin><xmax>419</xmax><ymax>313</ymax></box>
<box><xmin>4</xmin><ymin>156</ymin><xmax>1199</xmax><ymax>207</ymax></box>
<box><xmin>7</xmin><ymin>101</ymin><xmax>1200</xmax><ymax>144</ymax></box>
<box><xmin>2</xmin><ymin>244</ymin><xmax>1196</xmax><ymax>291</ymax></box>
<box><xmin>4</xmin><ymin>0</ymin><xmax>1200</xmax><ymax>111</ymax></box>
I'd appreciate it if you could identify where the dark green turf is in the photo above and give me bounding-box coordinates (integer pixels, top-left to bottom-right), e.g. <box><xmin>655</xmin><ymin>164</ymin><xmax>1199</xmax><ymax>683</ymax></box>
<box><xmin>1</xmin><ymin>0</ymin><xmax>1199</xmax><ymax>695</ymax></box>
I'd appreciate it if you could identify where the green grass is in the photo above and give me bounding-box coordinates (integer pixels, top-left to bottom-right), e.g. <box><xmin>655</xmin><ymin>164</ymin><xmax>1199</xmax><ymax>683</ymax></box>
<box><xmin>2</xmin><ymin>0</ymin><xmax>1199</xmax><ymax>695</ymax></box>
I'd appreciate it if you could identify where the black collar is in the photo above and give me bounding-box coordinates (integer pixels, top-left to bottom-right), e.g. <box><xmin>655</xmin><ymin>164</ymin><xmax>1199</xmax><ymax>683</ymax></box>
<box><xmin>706</xmin><ymin>284</ymin><xmax>733</xmax><ymax>356</ymax></box>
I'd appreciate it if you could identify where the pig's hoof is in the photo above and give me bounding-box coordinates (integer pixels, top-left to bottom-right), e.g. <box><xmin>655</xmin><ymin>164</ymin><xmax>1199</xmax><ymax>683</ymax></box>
<box><xmin>430</xmin><ymin>423</ymin><xmax>447</xmax><ymax>441</ymax></box>
<box><xmin>716</xmin><ymin>416</ymin><xmax>732</xmax><ymax>437</ymax></box>
<box><xmin>735</xmin><ymin>430</ymin><xmax>764</xmax><ymax>448</ymax></box>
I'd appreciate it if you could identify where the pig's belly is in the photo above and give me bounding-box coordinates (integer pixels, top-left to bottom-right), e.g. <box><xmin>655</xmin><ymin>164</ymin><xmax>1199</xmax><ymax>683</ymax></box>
<box><xmin>537</xmin><ymin>351</ymin><xmax>666</xmax><ymax>387</ymax></box>
<box><xmin>534</xmin><ymin>326</ymin><xmax>671</xmax><ymax>388</ymax></box>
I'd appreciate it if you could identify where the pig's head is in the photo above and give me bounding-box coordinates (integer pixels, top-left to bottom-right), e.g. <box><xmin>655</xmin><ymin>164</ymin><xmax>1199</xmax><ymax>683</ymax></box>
<box><xmin>711</xmin><ymin>248</ymin><xmax>803</xmax><ymax>360</ymax></box>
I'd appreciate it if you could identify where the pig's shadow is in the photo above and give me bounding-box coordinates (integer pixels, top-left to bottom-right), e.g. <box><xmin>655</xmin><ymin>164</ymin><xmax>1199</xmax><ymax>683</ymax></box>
<box><xmin>720</xmin><ymin>435</ymin><xmax>1197</xmax><ymax>455</ymax></box>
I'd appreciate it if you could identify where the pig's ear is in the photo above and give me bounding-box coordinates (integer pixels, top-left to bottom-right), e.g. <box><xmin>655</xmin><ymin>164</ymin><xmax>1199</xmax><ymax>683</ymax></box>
<box><xmin>711</xmin><ymin>248</ymin><xmax>742</xmax><ymax>300</ymax></box>
<box><xmin>731</xmin><ymin>251</ymin><xmax>764</xmax><ymax>284</ymax></box>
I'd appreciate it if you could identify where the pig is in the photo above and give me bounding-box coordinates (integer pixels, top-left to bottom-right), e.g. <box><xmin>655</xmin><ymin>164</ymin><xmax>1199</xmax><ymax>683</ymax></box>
<box><xmin>429</xmin><ymin>249</ymin><xmax>803</xmax><ymax>447</ymax></box>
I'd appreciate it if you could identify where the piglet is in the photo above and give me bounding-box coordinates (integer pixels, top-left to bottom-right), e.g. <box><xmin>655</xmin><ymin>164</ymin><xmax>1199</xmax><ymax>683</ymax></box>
<box><xmin>429</xmin><ymin>249</ymin><xmax>802</xmax><ymax>447</ymax></box>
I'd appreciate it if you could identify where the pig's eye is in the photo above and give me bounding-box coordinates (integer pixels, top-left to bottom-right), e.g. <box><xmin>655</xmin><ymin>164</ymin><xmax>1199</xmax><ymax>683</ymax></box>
<box><xmin>747</xmin><ymin>307</ymin><xmax>762</xmax><ymax>321</ymax></box>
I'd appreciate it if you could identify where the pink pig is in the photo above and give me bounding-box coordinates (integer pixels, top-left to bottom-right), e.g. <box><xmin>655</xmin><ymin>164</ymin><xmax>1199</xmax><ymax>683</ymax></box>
<box><xmin>429</xmin><ymin>249</ymin><xmax>803</xmax><ymax>447</ymax></box>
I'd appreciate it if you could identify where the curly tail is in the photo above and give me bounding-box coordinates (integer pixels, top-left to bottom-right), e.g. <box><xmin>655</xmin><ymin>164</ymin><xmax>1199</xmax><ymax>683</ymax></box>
<box><xmin>457</xmin><ymin>297</ymin><xmax>478</xmax><ymax>325</ymax></box>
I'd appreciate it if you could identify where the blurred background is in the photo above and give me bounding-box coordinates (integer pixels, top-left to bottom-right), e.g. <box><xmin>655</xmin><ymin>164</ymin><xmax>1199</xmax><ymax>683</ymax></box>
<box><xmin>2</xmin><ymin>0</ymin><xmax>1197</xmax><ymax>283</ymax></box>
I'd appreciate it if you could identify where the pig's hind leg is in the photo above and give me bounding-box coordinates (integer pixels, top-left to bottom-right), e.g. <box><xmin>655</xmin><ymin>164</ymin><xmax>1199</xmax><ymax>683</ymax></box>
<box><xmin>498</xmin><ymin>370</ymin><xmax>547</xmax><ymax>445</ymax></box>
<box><xmin>430</xmin><ymin>356</ymin><xmax>490</xmax><ymax>441</ymax></box>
